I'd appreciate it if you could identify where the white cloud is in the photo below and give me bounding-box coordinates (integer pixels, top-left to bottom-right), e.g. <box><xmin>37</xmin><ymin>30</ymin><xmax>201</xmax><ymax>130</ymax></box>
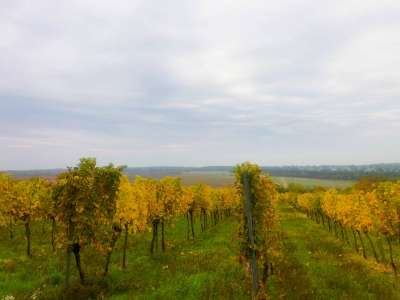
<box><xmin>0</xmin><ymin>0</ymin><xmax>400</xmax><ymax>168</ymax></box>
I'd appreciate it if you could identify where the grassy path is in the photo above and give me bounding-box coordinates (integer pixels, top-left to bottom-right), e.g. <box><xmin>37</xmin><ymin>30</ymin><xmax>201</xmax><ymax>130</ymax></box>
<box><xmin>270</xmin><ymin>204</ymin><xmax>400</xmax><ymax>300</ymax></box>
<box><xmin>0</xmin><ymin>217</ymin><xmax>249</xmax><ymax>300</ymax></box>
<box><xmin>4</xmin><ymin>205</ymin><xmax>400</xmax><ymax>299</ymax></box>
<box><xmin>99</xmin><ymin>217</ymin><xmax>249</xmax><ymax>300</ymax></box>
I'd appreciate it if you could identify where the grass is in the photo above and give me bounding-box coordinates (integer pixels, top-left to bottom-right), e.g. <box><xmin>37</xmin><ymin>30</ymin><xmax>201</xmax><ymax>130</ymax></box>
<box><xmin>0</xmin><ymin>216</ymin><xmax>248</xmax><ymax>300</ymax></box>
<box><xmin>273</xmin><ymin>176</ymin><xmax>355</xmax><ymax>189</ymax></box>
<box><xmin>179</xmin><ymin>171</ymin><xmax>355</xmax><ymax>189</ymax></box>
<box><xmin>106</xmin><ymin>216</ymin><xmax>248</xmax><ymax>300</ymax></box>
<box><xmin>2</xmin><ymin>203</ymin><xmax>399</xmax><ymax>299</ymax></box>
<box><xmin>269</xmin><ymin>204</ymin><xmax>400</xmax><ymax>299</ymax></box>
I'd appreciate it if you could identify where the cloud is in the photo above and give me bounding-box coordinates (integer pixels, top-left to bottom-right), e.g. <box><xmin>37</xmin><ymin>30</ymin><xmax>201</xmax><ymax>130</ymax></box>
<box><xmin>0</xmin><ymin>0</ymin><xmax>400</xmax><ymax>169</ymax></box>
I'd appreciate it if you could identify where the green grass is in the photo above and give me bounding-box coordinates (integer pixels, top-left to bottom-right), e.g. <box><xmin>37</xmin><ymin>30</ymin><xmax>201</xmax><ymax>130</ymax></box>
<box><xmin>2</xmin><ymin>203</ymin><xmax>400</xmax><ymax>299</ymax></box>
<box><xmin>269</xmin><ymin>204</ymin><xmax>400</xmax><ymax>300</ymax></box>
<box><xmin>273</xmin><ymin>176</ymin><xmax>355</xmax><ymax>189</ymax></box>
<box><xmin>179</xmin><ymin>172</ymin><xmax>355</xmax><ymax>189</ymax></box>
<box><xmin>106</xmin><ymin>217</ymin><xmax>248</xmax><ymax>300</ymax></box>
<box><xmin>0</xmin><ymin>216</ymin><xmax>248</xmax><ymax>300</ymax></box>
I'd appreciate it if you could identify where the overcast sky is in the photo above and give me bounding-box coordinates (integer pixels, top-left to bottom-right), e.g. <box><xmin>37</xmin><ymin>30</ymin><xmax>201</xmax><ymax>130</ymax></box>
<box><xmin>1</xmin><ymin>0</ymin><xmax>400</xmax><ymax>169</ymax></box>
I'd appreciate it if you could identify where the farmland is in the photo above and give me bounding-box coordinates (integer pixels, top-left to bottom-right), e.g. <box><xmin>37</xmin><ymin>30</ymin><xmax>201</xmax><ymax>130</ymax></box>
<box><xmin>0</xmin><ymin>214</ymin><xmax>246</xmax><ymax>300</ymax></box>
<box><xmin>2</xmin><ymin>0</ymin><xmax>400</xmax><ymax>298</ymax></box>
<box><xmin>272</xmin><ymin>176</ymin><xmax>355</xmax><ymax>189</ymax></box>
<box><xmin>1</xmin><ymin>162</ymin><xmax>400</xmax><ymax>300</ymax></box>
<box><xmin>2</xmin><ymin>203</ymin><xmax>399</xmax><ymax>299</ymax></box>
<box><xmin>179</xmin><ymin>171</ymin><xmax>354</xmax><ymax>189</ymax></box>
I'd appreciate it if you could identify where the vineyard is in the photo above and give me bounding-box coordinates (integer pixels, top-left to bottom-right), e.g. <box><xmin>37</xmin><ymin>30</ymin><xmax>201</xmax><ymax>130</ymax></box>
<box><xmin>0</xmin><ymin>159</ymin><xmax>400</xmax><ymax>299</ymax></box>
<box><xmin>292</xmin><ymin>181</ymin><xmax>400</xmax><ymax>274</ymax></box>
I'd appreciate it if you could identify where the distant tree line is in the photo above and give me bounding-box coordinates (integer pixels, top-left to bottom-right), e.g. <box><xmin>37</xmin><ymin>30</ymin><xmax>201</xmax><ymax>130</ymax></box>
<box><xmin>263</xmin><ymin>163</ymin><xmax>400</xmax><ymax>180</ymax></box>
<box><xmin>5</xmin><ymin>163</ymin><xmax>400</xmax><ymax>181</ymax></box>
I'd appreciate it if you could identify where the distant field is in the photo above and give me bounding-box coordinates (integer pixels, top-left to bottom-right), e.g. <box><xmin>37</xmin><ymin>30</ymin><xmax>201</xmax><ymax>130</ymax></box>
<box><xmin>179</xmin><ymin>171</ymin><xmax>355</xmax><ymax>188</ymax></box>
<box><xmin>273</xmin><ymin>176</ymin><xmax>355</xmax><ymax>189</ymax></box>
<box><xmin>180</xmin><ymin>171</ymin><xmax>235</xmax><ymax>187</ymax></box>
<box><xmin>5</xmin><ymin>170</ymin><xmax>355</xmax><ymax>188</ymax></box>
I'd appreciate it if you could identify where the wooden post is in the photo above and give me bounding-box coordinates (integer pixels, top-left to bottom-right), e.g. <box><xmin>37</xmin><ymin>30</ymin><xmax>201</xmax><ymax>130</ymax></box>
<box><xmin>122</xmin><ymin>224</ymin><xmax>129</xmax><ymax>269</ymax></box>
<box><xmin>190</xmin><ymin>210</ymin><xmax>195</xmax><ymax>240</ymax></box>
<box><xmin>65</xmin><ymin>244</ymin><xmax>72</xmax><ymax>287</ymax></box>
<box><xmin>186</xmin><ymin>213</ymin><xmax>190</xmax><ymax>240</ymax></box>
<box><xmin>24</xmin><ymin>220</ymin><xmax>31</xmax><ymax>257</ymax></box>
<box><xmin>243</xmin><ymin>172</ymin><xmax>258</xmax><ymax>298</ymax></box>
<box><xmin>51</xmin><ymin>217</ymin><xmax>56</xmax><ymax>252</ymax></box>
<box><xmin>161</xmin><ymin>220</ymin><xmax>166</xmax><ymax>252</ymax></box>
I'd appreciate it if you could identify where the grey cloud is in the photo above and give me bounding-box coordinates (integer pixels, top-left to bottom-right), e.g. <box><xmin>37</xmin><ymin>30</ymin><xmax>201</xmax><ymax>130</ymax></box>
<box><xmin>1</xmin><ymin>0</ymin><xmax>400</xmax><ymax>168</ymax></box>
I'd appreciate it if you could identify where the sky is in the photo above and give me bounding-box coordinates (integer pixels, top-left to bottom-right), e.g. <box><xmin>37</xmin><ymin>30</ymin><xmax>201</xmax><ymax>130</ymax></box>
<box><xmin>1</xmin><ymin>0</ymin><xmax>400</xmax><ymax>169</ymax></box>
